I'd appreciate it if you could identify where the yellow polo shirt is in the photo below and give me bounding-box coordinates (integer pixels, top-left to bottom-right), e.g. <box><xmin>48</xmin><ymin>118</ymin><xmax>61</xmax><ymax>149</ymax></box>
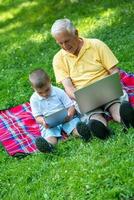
<box><xmin>53</xmin><ymin>38</ymin><xmax>119</xmax><ymax>89</ymax></box>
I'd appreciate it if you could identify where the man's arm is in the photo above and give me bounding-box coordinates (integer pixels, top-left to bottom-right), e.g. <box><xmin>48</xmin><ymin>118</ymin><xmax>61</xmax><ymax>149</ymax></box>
<box><xmin>62</xmin><ymin>78</ymin><xmax>76</xmax><ymax>100</ymax></box>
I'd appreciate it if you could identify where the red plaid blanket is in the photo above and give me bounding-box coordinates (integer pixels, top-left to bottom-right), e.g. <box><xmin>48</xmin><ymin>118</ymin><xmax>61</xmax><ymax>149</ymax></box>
<box><xmin>0</xmin><ymin>69</ymin><xmax>134</xmax><ymax>156</ymax></box>
<box><xmin>119</xmin><ymin>69</ymin><xmax>134</xmax><ymax>107</ymax></box>
<box><xmin>0</xmin><ymin>103</ymin><xmax>41</xmax><ymax>156</ymax></box>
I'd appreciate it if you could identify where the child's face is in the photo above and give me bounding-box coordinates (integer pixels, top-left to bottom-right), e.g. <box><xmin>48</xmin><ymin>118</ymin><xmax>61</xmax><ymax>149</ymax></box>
<box><xmin>35</xmin><ymin>83</ymin><xmax>51</xmax><ymax>98</ymax></box>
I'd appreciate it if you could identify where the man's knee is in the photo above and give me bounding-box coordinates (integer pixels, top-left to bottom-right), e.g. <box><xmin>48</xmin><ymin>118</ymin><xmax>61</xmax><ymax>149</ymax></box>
<box><xmin>108</xmin><ymin>103</ymin><xmax>121</xmax><ymax>122</ymax></box>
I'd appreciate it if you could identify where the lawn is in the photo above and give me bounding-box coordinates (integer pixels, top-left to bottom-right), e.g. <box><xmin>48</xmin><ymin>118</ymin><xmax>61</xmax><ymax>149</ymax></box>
<box><xmin>0</xmin><ymin>0</ymin><xmax>134</xmax><ymax>199</ymax></box>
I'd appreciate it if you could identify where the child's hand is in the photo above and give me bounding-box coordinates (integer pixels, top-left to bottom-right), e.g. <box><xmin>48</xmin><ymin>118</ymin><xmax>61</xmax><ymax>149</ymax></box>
<box><xmin>63</xmin><ymin>115</ymin><xmax>70</xmax><ymax>123</ymax></box>
<box><xmin>67</xmin><ymin>106</ymin><xmax>76</xmax><ymax>119</ymax></box>
<box><xmin>35</xmin><ymin>116</ymin><xmax>49</xmax><ymax>128</ymax></box>
<box><xmin>43</xmin><ymin>121</ymin><xmax>49</xmax><ymax>129</ymax></box>
<box><xmin>63</xmin><ymin>106</ymin><xmax>76</xmax><ymax>123</ymax></box>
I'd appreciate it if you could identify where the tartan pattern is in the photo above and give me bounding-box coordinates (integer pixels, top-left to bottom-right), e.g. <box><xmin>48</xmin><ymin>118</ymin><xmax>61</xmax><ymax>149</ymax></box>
<box><xmin>119</xmin><ymin>69</ymin><xmax>134</xmax><ymax>107</ymax></box>
<box><xmin>0</xmin><ymin>70</ymin><xmax>134</xmax><ymax>156</ymax></box>
<box><xmin>0</xmin><ymin>103</ymin><xmax>41</xmax><ymax>156</ymax></box>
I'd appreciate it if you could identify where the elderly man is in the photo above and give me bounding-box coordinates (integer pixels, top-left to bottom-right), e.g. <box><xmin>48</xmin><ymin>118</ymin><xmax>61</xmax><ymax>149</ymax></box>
<box><xmin>51</xmin><ymin>18</ymin><xmax>134</xmax><ymax>140</ymax></box>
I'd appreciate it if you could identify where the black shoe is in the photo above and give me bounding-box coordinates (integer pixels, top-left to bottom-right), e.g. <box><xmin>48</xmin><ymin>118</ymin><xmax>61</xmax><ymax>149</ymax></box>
<box><xmin>88</xmin><ymin>119</ymin><xmax>112</xmax><ymax>140</ymax></box>
<box><xmin>120</xmin><ymin>101</ymin><xmax>134</xmax><ymax>129</ymax></box>
<box><xmin>35</xmin><ymin>137</ymin><xmax>53</xmax><ymax>153</ymax></box>
<box><xmin>76</xmin><ymin>122</ymin><xmax>91</xmax><ymax>142</ymax></box>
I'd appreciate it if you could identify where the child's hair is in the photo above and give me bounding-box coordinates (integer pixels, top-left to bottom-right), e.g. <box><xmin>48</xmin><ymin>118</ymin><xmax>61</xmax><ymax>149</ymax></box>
<box><xmin>29</xmin><ymin>68</ymin><xmax>50</xmax><ymax>88</ymax></box>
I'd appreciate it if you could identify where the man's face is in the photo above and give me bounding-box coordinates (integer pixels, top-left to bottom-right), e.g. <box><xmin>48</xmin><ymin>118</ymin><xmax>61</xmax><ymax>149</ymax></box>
<box><xmin>35</xmin><ymin>83</ymin><xmax>51</xmax><ymax>98</ymax></box>
<box><xmin>54</xmin><ymin>30</ymin><xmax>79</xmax><ymax>55</ymax></box>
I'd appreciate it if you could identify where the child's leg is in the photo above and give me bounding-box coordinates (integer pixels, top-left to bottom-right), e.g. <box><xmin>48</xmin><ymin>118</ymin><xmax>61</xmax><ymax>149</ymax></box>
<box><xmin>36</xmin><ymin>126</ymin><xmax>62</xmax><ymax>153</ymax></box>
<box><xmin>62</xmin><ymin>116</ymin><xmax>80</xmax><ymax>136</ymax></box>
<box><xmin>45</xmin><ymin>136</ymin><xmax>58</xmax><ymax>145</ymax></box>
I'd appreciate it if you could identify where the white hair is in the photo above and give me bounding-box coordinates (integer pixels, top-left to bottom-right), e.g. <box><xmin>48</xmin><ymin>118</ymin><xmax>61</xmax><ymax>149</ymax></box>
<box><xmin>51</xmin><ymin>18</ymin><xmax>76</xmax><ymax>37</ymax></box>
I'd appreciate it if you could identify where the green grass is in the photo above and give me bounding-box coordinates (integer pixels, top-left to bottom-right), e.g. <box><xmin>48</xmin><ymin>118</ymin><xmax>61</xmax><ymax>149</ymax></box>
<box><xmin>0</xmin><ymin>0</ymin><xmax>134</xmax><ymax>199</ymax></box>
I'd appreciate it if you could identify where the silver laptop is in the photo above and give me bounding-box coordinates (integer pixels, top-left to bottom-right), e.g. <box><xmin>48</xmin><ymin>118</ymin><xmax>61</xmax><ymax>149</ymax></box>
<box><xmin>44</xmin><ymin>108</ymin><xmax>68</xmax><ymax>128</ymax></box>
<box><xmin>74</xmin><ymin>73</ymin><xmax>123</xmax><ymax>114</ymax></box>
